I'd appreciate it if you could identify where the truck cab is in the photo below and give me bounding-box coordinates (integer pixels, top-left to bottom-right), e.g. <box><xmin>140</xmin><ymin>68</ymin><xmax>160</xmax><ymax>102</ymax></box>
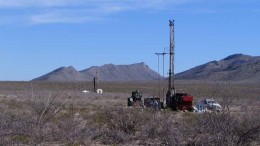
<box><xmin>200</xmin><ymin>99</ymin><xmax>221</xmax><ymax>112</ymax></box>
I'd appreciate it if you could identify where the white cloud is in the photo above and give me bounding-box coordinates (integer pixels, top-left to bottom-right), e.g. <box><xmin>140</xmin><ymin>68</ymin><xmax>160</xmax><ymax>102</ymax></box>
<box><xmin>0</xmin><ymin>0</ymin><xmax>194</xmax><ymax>24</ymax></box>
<box><xmin>0</xmin><ymin>0</ymin><xmax>191</xmax><ymax>9</ymax></box>
<box><xmin>30</xmin><ymin>9</ymin><xmax>104</xmax><ymax>24</ymax></box>
<box><xmin>0</xmin><ymin>0</ymin><xmax>83</xmax><ymax>7</ymax></box>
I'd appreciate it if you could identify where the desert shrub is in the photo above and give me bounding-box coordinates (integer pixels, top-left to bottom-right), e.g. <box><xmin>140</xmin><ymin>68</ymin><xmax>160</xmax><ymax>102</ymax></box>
<box><xmin>0</xmin><ymin>92</ymin><xmax>93</xmax><ymax>145</ymax></box>
<box><xmin>91</xmin><ymin>107</ymin><xmax>152</xmax><ymax>145</ymax></box>
<box><xmin>186</xmin><ymin>110</ymin><xmax>260</xmax><ymax>146</ymax></box>
<box><xmin>0</xmin><ymin>81</ymin><xmax>260</xmax><ymax>145</ymax></box>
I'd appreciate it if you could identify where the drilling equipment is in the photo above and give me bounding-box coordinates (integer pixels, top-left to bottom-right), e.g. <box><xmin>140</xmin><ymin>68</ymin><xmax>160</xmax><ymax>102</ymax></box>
<box><xmin>166</xmin><ymin>20</ymin><xmax>194</xmax><ymax>111</ymax></box>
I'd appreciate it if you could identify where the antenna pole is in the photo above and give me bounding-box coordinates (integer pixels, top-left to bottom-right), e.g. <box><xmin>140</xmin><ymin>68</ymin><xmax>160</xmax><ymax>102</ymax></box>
<box><xmin>162</xmin><ymin>51</ymin><xmax>165</xmax><ymax>103</ymax></box>
<box><xmin>155</xmin><ymin>53</ymin><xmax>161</xmax><ymax>98</ymax></box>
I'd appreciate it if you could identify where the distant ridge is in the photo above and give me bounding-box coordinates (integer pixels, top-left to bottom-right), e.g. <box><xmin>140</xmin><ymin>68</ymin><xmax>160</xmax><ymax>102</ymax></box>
<box><xmin>33</xmin><ymin>62</ymin><xmax>160</xmax><ymax>81</ymax></box>
<box><xmin>33</xmin><ymin>66</ymin><xmax>93</xmax><ymax>81</ymax></box>
<box><xmin>175</xmin><ymin>54</ymin><xmax>260</xmax><ymax>83</ymax></box>
<box><xmin>33</xmin><ymin>54</ymin><xmax>260</xmax><ymax>83</ymax></box>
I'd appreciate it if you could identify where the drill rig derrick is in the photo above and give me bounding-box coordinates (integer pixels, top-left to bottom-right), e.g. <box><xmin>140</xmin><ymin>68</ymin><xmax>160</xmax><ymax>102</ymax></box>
<box><xmin>166</xmin><ymin>20</ymin><xmax>194</xmax><ymax>111</ymax></box>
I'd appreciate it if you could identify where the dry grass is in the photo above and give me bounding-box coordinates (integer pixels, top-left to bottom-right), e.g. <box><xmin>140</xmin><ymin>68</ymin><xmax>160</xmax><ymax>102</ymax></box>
<box><xmin>0</xmin><ymin>81</ymin><xmax>259</xmax><ymax>145</ymax></box>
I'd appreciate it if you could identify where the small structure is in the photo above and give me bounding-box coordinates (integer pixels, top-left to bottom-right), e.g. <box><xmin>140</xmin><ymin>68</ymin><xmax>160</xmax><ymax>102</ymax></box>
<box><xmin>82</xmin><ymin>90</ymin><xmax>89</xmax><ymax>93</ymax></box>
<box><xmin>96</xmin><ymin>89</ymin><xmax>103</xmax><ymax>94</ymax></box>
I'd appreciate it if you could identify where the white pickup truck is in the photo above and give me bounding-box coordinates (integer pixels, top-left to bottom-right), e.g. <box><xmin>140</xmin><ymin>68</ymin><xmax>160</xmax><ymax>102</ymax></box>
<box><xmin>197</xmin><ymin>99</ymin><xmax>221</xmax><ymax>112</ymax></box>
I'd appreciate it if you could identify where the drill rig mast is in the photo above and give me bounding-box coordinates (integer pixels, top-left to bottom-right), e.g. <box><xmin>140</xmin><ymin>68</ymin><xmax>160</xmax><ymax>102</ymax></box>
<box><xmin>166</xmin><ymin>20</ymin><xmax>194</xmax><ymax>111</ymax></box>
<box><xmin>168</xmin><ymin>20</ymin><xmax>175</xmax><ymax>93</ymax></box>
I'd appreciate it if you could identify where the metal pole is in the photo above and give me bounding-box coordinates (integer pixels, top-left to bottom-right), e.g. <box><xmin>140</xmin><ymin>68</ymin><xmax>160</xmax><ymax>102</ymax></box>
<box><xmin>158</xmin><ymin>54</ymin><xmax>161</xmax><ymax>98</ymax></box>
<box><xmin>169</xmin><ymin>20</ymin><xmax>175</xmax><ymax>91</ymax></box>
<box><xmin>94</xmin><ymin>69</ymin><xmax>99</xmax><ymax>93</ymax></box>
<box><xmin>155</xmin><ymin>52</ymin><xmax>168</xmax><ymax>100</ymax></box>
<box><xmin>162</xmin><ymin>52</ymin><xmax>165</xmax><ymax>103</ymax></box>
<box><xmin>155</xmin><ymin>53</ymin><xmax>161</xmax><ymax>98</ymax></box>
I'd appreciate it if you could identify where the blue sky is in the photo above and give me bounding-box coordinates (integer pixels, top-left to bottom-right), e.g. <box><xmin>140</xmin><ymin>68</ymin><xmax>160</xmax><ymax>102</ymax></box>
<box><xmin>0</xmin><ymin>0</ymin><xmax>259</xmax><ymax>81</ymax></box>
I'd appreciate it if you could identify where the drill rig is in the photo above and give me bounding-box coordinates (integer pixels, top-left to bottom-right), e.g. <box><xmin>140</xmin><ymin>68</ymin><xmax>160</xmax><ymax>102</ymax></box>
<box><xmin>166</xmin><ymin>20</ymin><xmax>194</xmax><ymax>111</ymax></box>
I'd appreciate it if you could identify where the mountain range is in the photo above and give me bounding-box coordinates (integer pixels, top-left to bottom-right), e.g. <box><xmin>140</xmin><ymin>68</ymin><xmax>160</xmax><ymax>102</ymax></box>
<box><xmin>175</xmin><ymin>54</ymin><xmax>260</xmax><ymax>82</ymax></box>
<box><xmin>33</xmin><ymin>62</ymin><xmax>160</xmax><ymax>81</ymax></box>
<box><xmin>33</xmin><ymin>54</ymin><xmax>260</xmax><ymax>83</ymax></box>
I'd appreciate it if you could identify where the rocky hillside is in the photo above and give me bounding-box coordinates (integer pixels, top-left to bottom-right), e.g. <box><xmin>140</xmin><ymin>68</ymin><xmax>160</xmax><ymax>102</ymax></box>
<box><xmin>33</xmin><ymin>54</ymin><xmax>260</xmax><ymax>82</ymax></box>
<box><xmin>175</xmin><ymin>54</ymin><xmax>260</xmax><ymax>82</ymax></box>
<box><xmin>33</xmin><ymin>62</ymin><xmax>160</xmax><ymax>81</ymax></box>
<box><xmin>32</xmin><ymin>66</ymin><xmax>93</xmax><ymax>81</ymax></box>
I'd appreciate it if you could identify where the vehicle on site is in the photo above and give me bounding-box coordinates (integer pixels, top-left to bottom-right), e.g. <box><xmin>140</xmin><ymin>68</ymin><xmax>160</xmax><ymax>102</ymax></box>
<box><xmin>165</xmin><ymin>20</ymin><xmax>194</xmax><ymax>111</ymax></box>
<box><xmin>199</xmin><ymin>99</ymin><xmax>221</xmax><ymax>112</ymax></box>
<box><xmin>127</xmin><ymin>90</ymin><xmax>162</xmax><ymax>109</ymax></box>
<box><xmin>144</xmin><ymin>97</ymin><xmax>161</xmax><ymax>109</ymax></box>
<box><xmin>127</xmin><ymin>90</ymin><xmax>143</xmax><ymax>107</ymax></box>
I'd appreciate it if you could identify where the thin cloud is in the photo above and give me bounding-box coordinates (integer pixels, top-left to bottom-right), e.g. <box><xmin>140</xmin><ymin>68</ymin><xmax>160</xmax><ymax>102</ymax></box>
<box><xmin>172</xmin><ymin>8</ymin><xmax>218</xmax><ymax>14</ymax></box>
<box><xmin>30</xmin><ymin>9</ymin><xmax>104</xmax><ymax>24</ymax></box>
<box><xmin>0</xmin><ymin>0</ymin><xmax>195</xmax><ymax>25</ymax></box>
<box><xmin>0</xmin><ymin>0</ymin><xmax>82</xmax><ymax>8</ymax></box>
<box><xmin>30</xmin><ymin>12</ymin><xmax>98</xmax><ymax>24</ymax></box>
<box><xmin>0</xmin><ymin>0</ymin><xmax>190</xmax><ymax>8</ymax></box>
